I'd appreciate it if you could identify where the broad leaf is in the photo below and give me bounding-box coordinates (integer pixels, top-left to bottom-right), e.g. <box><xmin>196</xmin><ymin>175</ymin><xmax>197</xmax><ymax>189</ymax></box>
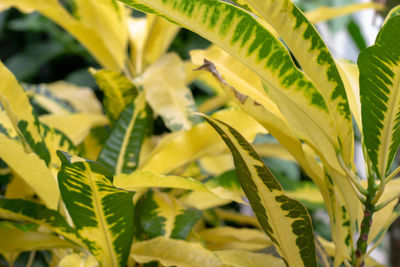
<box><xmin>119</xmin><ymin>0</ymin><xmax>341</xmax><ymax>166</ymax></box>
<box><xmin>40</xmin><ymin>113</ymin><xmax>108</xmax><ymax>146</ymax></box>
<box><xmin>131</xmin><ymin>236</ymin><xmax>224</xmax><ymax>267</ymax></box>
<box><xmin>140</xmin><ymin>108</ymin><xmax>265</xmax><ymax>175</ymax></box>
<box><xmin>98</xmin><ymin>92</ymin><xmax>149</xmax><ymax>174</ymax></box>
<box><xmin>91</xmin><ymin>69</ymin><xmax>138</xmax><ymax>122</ymax></box>
<box><xmin>360</xmin><ymin>14</ymin><xmax>400</xmax><ymax>178</ymax></box>
<box><xmin>140</xmin><ymin>53</ymin><xmax>201</xmax><ymax>131</ymax></box>
<box><xmin>216</xmin><ymin>250</ymin><xmax>285</xmax><ymax>267</ymax></box>
<box><xmin>198</xmin><ymin>226</ymin><xmax>273</xmax><ymax>251</ymax></box>
<box><xmin>57</xmin><ymin>151</ymin><xmax>135</xmax><ymax>267</ymax></box>
<box><xmin>204</xmin><ymin>115</ymin><xmax>317</xmax><ymax>267</ymax></box>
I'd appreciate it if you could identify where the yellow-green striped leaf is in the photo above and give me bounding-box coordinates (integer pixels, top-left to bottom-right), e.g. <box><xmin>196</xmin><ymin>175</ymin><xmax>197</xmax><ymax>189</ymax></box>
<box><xmin>130</xmin><ymin>236</ymin><xmax>224</xmax><ymax>267</ymax></box>
<box><xmin>91</xmin><ymin>69</ymin><xmax>138</xmax><ymax>123</ymax></box>
<box><xmin>24</xmin><ymin>84</ymin><xmax>78</xmax><ymax>114</ymax></box>
<box><xmin>137</xmin><ymin>190</ymin><xmax>202</xmax><ymax>240</ymax></box>
<box><xmin>57</xmin><ymin>151</ymin><xmax>135</xmax><ymax>267</ymax></box>
<box><xmin>98</xmin><ymin>92</ymin><xmax>150</xmax><ymax>174</ymax></box>
<box><xmin>0</xmin><ymin>198</ymin><xmax>82</xmax><ymax>246</ymax></box>
<box><xmin>203</xmin><ymin>115</ymin><xmax>317</xmax><ymax>267</ymax></box>
<box><xmin>140</xmin><ymin>53</ymin><xmax>201</xmax><ymax>131</ymax></box>
<box><xmin>120</xmin><ymin>0</ymin><xmax>341</xmax><ymax>172</ymax></box>
<box><xmin>360</xmin><ymin>13</ymin><xmax>400</xmax><ymax>178</ymax></box>
<box><xmin>0</xmin><ymin>61</ymin><xmax>50</xmax><ymax>164</ymax></box>
<box><xmin>233</xmin><ymin>0</ymin><xmax>354</xmax><ymax>164</ymax></box>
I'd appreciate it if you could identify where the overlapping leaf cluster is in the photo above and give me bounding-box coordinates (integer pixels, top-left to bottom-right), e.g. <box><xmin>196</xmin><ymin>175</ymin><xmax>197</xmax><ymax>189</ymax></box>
<box><xmin>0</xmin><ymin>0</ymin><xmax>399</xmax><ymax>267</ymax></box>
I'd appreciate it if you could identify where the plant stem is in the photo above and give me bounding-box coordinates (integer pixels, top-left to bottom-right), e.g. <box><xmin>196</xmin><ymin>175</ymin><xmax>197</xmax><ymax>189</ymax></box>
<box><xmin>354</xmin><ymin>200</ymin><xmax>374</xmax><ymax>267</ymax></box>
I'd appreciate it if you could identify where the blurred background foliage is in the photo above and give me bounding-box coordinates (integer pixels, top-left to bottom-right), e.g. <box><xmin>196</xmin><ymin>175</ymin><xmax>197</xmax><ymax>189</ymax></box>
<box><xmin>0</xmin><ymin>0</ymin><xmax>397</xmax><ymax>266</ymax></box>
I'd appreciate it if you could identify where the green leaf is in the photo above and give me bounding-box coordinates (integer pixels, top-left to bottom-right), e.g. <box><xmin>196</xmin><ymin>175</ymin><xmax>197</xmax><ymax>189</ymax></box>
<box><xmin>98</xmin><ymin>92</ymin><xmax>150</xmax><ymax>174</ymax></box>
<box><xmin>203</xmin><ymin>115</ymin><xmax>317</xmax><ymax>267</ymax></box>
<box><xmin>137</xmin><ymin>190</ymin><xmax>202</xmax><ymax>240</ymax></box>
<box><xmin>91</xmin><ymin>69</ymin><xmax>138</xmax><ymax>122</ymax></box>
<box><xmin>360</xmin><ymin>14</ymin><xmax>400</xmax><ymax>178</ymax></box>
<box><xmin>57</xmin><ymin>151</ymin><xmax>135</xmax><ymax>267</ymax></box>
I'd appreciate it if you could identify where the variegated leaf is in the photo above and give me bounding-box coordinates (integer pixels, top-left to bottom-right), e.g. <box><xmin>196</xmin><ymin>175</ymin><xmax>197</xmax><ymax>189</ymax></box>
<box><xmin>360</xmin><ymin>13</ymin><xmax>400</xmax><ymax>178</ymax></box>
<box><xmin>233</xmin><ymin>0</ymin><xmax>354</xmax><ymax>164</ymax></box>
<box><xmin>91</xmin><ymin>69</ymin><xmax>138</xmax><ymax>123</ymax></box>
<box><xmin>98</xmin><ymin>92</ymin><xmax>150</xmax><ymax>174</ymax></box>
<box><xmin>0</xmin><ymin>134</ymin><xmax>59</xmax><ymax>209</ymax></box>
<box><xmin>120</xmin><ymin>0</ymin><xmax>341</xmax><ymax>173</ymax></box>
<box><xmin>0</xmin><ymin>198</ymin><xmax>82</xmax><ymax>246</ymax></box>
<box><xmin>140</xmin><ymin>53</ymin><xmax>201</xmax><ymax>131</ymax></box>
<box><xmin>203</xmin><ymin>115</ymin><xmax>317</xmax><ymax>267</ymax></box>
<box><xmin>24</xmin><ymin>84</ymin><xmax>78</xmax><ymax>114</ymax></box>
<box><xmin>57</xmin><ymin>151</ymin><xmax>135</xmax><ymax>267</ymax></box>
<box><xmin>136</xmin><ymin>190</ymin><xmax>202</xmax><ymax>240</ymax></box>
<box><xmin>39</xmin><ymin>113</ymin><xmax>108</xmax><ymax>146</ymax></box>
<box><xmin>0</xmin><ymin>61</ymin><xmax>50</xmax><ymax>165</ymax></box>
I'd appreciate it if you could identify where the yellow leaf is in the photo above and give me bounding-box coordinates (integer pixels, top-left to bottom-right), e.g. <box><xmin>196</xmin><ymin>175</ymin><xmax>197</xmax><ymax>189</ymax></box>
<box><xmin>216</xmin><ymin>250</ymin><xmax>285</xmax><ymax>267</ymax></box>
<box><xmin>141</xmin><ymin>53</ymin><xmax>200</xmax><ymax>131</ymax></box>
<box><xmin>39</xmin><ymin>113</ymin><xmax>108</xmax><ymax>146</ymax></box>
<box><xmin>140</xmin><ymin>108</ymin><xmax>266</xmax><ymax>175</ymax></box>
<box><xmin>131</xmin><ymin>236</ymin><xmax>225</xmax><ymax>267</ymax></box>
<box><xmin>0</xmin><ymin>134</ymin><xmax>59</xmax><ymax>209</ymax></box>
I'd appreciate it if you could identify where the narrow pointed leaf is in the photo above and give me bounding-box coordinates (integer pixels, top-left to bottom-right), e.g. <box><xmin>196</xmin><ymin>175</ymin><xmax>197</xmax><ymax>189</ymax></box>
<box><xmin>0</xmin><ymin>61</ymin><xmax>50</xmax><ymax>164</ymax></box>
<box><xmin>57</xmin><ymin>151</ymin><xmax>135</xmax><ymax>267</ymax></box>
<box><xmin>0</xmin><ymin>222</ymin><xmax>74</xmax><ymax>253</ymax></box>
<box><xmin>98</xmin><ymin>93</ymin><xmax>149</xmax><ymax>174</ymax></box>
<box><xmin>203</xmin><ymin>115</ymin><xmax>317</xmax><ymax>267</ymax></box>
<box><xmin>360</xmin><ymin>15</ymin><xmax>400</xmax><ymax>178</ymax></box>
<box><xmin>236</xmin><ymin>0</ymin><xmax>354</xmax><ymax>163</ymax></box>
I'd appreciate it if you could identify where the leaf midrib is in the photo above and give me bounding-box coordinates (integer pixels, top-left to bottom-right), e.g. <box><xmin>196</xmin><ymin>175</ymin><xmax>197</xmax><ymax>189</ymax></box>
<box><xmin>84</xmin><ymin>162</ymin><xmax>118</xmax><ymax>266</ymax></box>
